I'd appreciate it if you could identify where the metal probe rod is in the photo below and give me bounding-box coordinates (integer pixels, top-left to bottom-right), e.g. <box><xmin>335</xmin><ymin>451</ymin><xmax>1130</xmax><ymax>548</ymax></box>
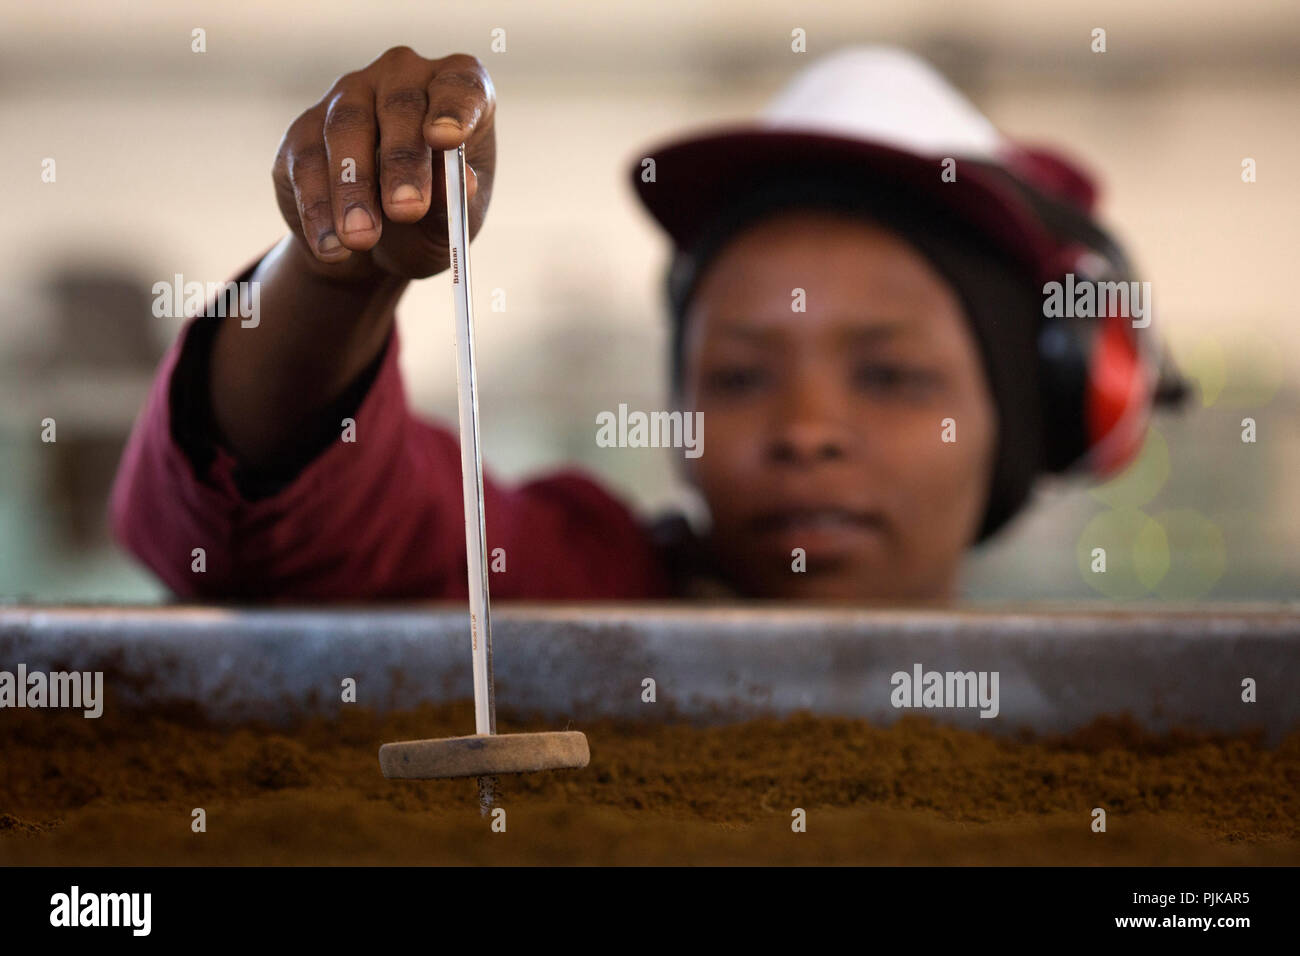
<box><xmin>443</xmin><ymin>144</ymin><xmax>498</xmax><ymax>814</ymax></box>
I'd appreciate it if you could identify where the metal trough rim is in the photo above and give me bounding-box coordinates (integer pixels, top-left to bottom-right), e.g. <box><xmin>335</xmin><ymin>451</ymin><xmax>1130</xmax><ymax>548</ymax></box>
<box><xmin>1</xmin><ymin>603</ymin><xmax>1297</xmax><ymax>741</ymax></box>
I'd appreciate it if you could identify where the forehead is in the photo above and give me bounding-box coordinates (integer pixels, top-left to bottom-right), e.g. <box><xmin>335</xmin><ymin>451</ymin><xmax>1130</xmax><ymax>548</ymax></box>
<box><xmin>685</xmin><ymin>209</ymin><xmax>966</xmax><ymax>341</ymax></box>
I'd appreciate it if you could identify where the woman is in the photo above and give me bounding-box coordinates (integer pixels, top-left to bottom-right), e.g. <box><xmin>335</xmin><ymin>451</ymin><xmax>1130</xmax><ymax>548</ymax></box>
<box><xmin>109</xmin><ymin>46</ymin><xmax>1181</xmax><ymax>601</ymax></box>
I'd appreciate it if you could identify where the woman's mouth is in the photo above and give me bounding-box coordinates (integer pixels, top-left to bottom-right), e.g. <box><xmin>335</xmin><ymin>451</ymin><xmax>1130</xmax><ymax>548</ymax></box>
<box><xmin>748</xmin><ymin>506</ymin><xmax>889</xmax><ymax>555</ymax></box>
<box><xmin>752</xmin><ymin>506</ymin><xmax>883</xmax><ymax>531</ymax></box>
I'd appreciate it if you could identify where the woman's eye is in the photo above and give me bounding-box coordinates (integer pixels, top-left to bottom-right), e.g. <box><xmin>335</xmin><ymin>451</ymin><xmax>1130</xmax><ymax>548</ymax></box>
<box><xmin>706</xmin><ymin>366</ymin><xmax>770</xmax><ymax>394</ymax></box>
<box><xmin>853</xmin><ymin>363</ymin><xmax>937</xmax><ymax>394</ymax></box>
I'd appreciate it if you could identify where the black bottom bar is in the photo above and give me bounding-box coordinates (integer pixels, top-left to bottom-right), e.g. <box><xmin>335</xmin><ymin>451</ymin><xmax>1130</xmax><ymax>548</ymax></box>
<box><xmin>0</xmin><ymin>865</ymin><xmax>1286</xmax><ymax>942</ymax></box>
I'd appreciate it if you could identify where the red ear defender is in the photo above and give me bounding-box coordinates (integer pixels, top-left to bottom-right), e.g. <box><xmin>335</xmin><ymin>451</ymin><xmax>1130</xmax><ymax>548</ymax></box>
<box><xmin>1037</xmin><ymin>243</ymin><xmax>1157</xmax><ymax>476</ymax></box>
<box><xmin>1086</xmin><ymin>307</ymin><xmax>1154</xmax><ymax>476</ymax></box>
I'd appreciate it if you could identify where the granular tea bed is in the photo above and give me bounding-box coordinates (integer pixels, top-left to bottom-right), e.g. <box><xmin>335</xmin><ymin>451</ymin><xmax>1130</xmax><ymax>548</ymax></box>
<box><xmin>1</xmin><ymin>698</ymin><xmax>1296</xmax><ymax>865</ymax></box>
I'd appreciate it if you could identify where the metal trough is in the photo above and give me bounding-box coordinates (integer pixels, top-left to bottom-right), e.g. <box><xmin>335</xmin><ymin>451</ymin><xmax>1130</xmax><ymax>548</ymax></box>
<box><xmin>1</xmin><ymin>603</ymin><xmax>1296</xmax><ymax>741</ymax></box>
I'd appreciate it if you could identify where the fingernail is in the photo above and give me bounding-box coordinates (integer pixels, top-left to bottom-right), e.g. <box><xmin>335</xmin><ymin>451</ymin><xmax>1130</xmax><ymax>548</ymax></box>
<box><xmin>391</xmin><ymin>184</ymin><xmax>422</xmax><ymax>204</ymax></box>
<box><xmin>343</xmin><ymin>205</ymin><xmax>375</xmax><ymax>233</ymax></box>
<box><xmin>431</xmin><ymin>116</ymin><xmax>463</xmax><ymax>132</ymax></box>
<box><xmin>318</xmin><ymin>231</ymin><xmax>342</xmax><ymax>253</ymax></box>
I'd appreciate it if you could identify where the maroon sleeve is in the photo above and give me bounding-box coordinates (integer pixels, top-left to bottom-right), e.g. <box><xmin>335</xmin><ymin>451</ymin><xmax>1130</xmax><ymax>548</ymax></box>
<box><xmin>109</xmin><ymin>315</ymin><xmax>671</xmax><ymax>602</ymax></box>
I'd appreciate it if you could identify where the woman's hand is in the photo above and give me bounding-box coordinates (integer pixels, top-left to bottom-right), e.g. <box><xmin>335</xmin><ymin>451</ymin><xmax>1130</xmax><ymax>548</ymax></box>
<box><xmin>272</xmin><ymin>46</ymin><xmax>497</xmax><ymax>282</ymax></box>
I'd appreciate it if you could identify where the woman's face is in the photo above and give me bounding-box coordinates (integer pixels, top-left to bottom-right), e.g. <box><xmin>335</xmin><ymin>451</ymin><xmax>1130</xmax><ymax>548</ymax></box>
<box><xmin>680</xmin><ymin>209</ymin><xmax>997</xmax><ymax>600</ymax></box>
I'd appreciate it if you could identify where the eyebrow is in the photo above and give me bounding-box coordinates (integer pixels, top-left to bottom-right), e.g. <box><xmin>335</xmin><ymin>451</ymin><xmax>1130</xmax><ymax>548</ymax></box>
<box><xmin>712</xmin><ymin>320</ymin><xmax>913</xmax><ymax>344</ymax></box>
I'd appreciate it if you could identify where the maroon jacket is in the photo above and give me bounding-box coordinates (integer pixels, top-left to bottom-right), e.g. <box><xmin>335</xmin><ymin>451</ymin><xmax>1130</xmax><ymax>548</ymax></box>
<box><xmin>109</xmin><ymin>312</ymin><xmax>680</xmax><ymax>601</ymax></box>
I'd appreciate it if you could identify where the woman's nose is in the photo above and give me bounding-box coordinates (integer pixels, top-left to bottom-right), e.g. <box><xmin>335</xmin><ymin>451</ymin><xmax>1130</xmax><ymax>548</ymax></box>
<box><xmin>766</xmin><ymin>380</ymin><xmax>852</xmax><ymax>464</ymax></box>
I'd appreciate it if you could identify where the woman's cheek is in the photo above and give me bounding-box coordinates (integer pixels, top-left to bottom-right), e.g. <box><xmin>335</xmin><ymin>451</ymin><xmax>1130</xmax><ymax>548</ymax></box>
<box><xmin>696</xmin><ymin>432</ymin><xmax>763</xmax><ymax>526</ymax></box>
<box><xmin>927</xmin><ymin>408</ymin><xmax>996</xmax><ymax>547</ymax></box>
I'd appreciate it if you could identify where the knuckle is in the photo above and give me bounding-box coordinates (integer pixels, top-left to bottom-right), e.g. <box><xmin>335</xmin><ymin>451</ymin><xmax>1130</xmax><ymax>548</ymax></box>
<box><xmin>324</xmin><ymin>102</ymin><xmax>373</xmax><ymax>136</ymax></box>
<box><xmin>442</xmin><ymin>52</ymin><xmax>487</xmax><ymax>76</ymax></box>
<box><xmin>439</xmin><ymin>68</ymin><xmax>489</xmax><ymax>100</ymax></box>
<box><xmin>380</xmin><ymin>88</ymin><xmax>428</xmax><ymax>115</ymax></box>
<box><xmin>287</xmin><ymin>142</ymin><xmax>328</xmax><ymax>176</ymax></box>
<box><xmin>380</xmin><ymin>144</ymin><xmax>430</xmax><ymax>171</ymax></box>
<box><xmin>297</xmin><ymin>197</ymin><xmax>333</xmax><ymax>225</ymax></box>
<box><xmin>327</xmin><ymin>69</ymin><xmax>364</xmax><ymax>93</ymax></box>
<box><xmin>336</xmin><ymin>181</ymin><xmax>375</xmax><ymax>202</ymax></box>
<box><xmin>381</xmin><ymin>45</ymin><xmax>420</xmax><ymax>64</ymax></box>
<box><xmin>285</xmin><ymin>110</ymin><xmax>314</xmax><ymax>135</ymax></box>
<box><xmin>272</xmin><ymin>139</ymin><xmax>292</xmax><ymax>175</ymax></box>
<box><xmin>282</xmin><ymin>110</ymin><xmax>321</xmax><ymax>147</ymax></box>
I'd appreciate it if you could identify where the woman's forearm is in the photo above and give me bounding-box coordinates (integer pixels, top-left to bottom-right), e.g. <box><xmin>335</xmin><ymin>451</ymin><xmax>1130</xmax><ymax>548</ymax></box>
<box><xmin>208</xmin><ymin>235</ymin><xmax>409</xmax><ymax>470</ymax></box>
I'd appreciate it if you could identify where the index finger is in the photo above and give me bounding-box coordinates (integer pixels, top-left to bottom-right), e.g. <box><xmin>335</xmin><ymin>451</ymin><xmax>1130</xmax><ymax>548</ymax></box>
<box><xmin>423</xmin><ymin>54</ymin><xmax>495</xmax><ymax>150</ymax></box>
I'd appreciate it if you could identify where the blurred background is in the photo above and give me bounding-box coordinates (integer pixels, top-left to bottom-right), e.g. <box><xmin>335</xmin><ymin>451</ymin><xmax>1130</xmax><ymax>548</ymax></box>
<box><xmin>1</xmin><ymin>0</ymin><xmax>1297</xmax><ymax>602</ymax></box>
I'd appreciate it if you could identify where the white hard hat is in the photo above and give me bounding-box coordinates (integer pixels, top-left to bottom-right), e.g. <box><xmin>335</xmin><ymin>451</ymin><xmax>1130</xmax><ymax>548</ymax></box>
<box><xmin>631</xmin><ymin>45</ymin><xmax>1100</xmax><ymax>278</ymax></box>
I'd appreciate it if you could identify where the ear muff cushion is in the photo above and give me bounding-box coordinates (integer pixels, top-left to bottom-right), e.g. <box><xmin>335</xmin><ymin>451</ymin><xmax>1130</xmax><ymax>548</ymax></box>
<box><xmin>1086</xmin><ymin>309</ymin><xmax>1154</xmax><ymax>475</ymax></box>
<box><xmin>1020</xmin><ymin>190</ymin><xmax>1159</xmax><ymax>477</ymax></box>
